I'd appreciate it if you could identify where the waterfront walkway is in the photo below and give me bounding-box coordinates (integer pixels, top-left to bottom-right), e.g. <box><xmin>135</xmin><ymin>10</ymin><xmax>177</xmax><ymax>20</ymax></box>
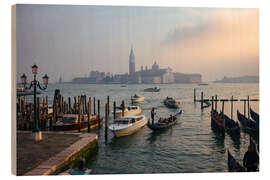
<box><xmin>17</xmin><ymin>131</ymin><xmax>97</xmax><ymax>175</ymax></box>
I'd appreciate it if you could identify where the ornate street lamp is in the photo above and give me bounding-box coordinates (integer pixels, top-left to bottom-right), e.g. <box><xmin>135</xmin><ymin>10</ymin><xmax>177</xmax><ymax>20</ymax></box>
<box><xmin>21</xmin><ymin>64</ymin><xmax>49</xmax><ymax>141</ymax></box>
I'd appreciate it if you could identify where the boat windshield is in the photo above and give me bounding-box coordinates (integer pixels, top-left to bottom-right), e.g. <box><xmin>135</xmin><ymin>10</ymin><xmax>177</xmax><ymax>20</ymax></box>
<box><xmin>114</xmin><ymin>120</ymin><xmax>130</xmax><ymax>124</ymax></box>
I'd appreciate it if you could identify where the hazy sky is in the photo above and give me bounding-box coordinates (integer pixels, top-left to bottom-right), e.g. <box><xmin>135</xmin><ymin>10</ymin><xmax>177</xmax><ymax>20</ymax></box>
<box><xmin>16</xmin><ymin>5</ymin><xmax>259</xmax><ymax>82</ymax></box>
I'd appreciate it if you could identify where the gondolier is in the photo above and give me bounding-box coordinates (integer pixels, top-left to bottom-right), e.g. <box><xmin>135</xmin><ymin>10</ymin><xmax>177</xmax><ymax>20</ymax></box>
<box><xmin>151</xmin><ymin>107</ymin><xmax>156</xmax><ymax>124</ymax></box>
<box><xmin>243</xmin><ymin>145</ymin><xmax>259</xmax><ymax>172</ymax></box>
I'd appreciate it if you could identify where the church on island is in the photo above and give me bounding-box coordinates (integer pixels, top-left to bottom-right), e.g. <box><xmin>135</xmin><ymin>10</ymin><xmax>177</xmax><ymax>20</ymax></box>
<box><xmin>127</xmin><ymin>46</ymin><xmax>200</xmax><ymax>84</ymax></box>
<box><xmin>72</xmin><ymin>46</ymin><xmax>201</xmax><ymax>84</ymax></box>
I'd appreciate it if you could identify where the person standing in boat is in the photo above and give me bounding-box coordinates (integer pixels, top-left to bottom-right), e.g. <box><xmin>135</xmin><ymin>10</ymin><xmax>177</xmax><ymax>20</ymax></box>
<box><xmin>151</xmin><ymin>107</ymin><xmax>156</xmax><ymax>124</ymax></box>
<box><xmin>243</xmin><ymin>145</ymin><xmax>259</xmax><ymax>172</ymax></box>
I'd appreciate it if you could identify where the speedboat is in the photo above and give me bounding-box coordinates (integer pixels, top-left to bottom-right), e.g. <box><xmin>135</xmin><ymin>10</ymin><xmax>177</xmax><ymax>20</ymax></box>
<box><xmin>109</xmin><ymin>115</ymin><xmax>148</xmax><ymax>137</ymax></box>
<box><xmin>131</xmin><ymin>94</ymin><xmax>145</xmax><ymax>103</ymax></box>
<box><xmin>163</xmin><ymin>97</ymin><xmax>180</xmax><ymax>109</ymax></box>
<box><xmin>112</xmin><ymin>105</ymin><xmax>142</xmax><ymax>118</ymax></box>
<box><xmin>144</xmin><ymin>87</ymin><xmax>160</xmax><ymax>92</ymax></box>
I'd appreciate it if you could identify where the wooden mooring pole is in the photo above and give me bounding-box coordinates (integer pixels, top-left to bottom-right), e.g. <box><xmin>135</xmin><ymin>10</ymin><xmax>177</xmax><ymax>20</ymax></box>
<box><xmin>215</xmin><ymin>95</ymin><xmax>218</xmax><ymax>111</ymax></box>
<box><xmin>87</xmin><ymin>97</ymin><xmax>91</xmax><ymax>132</ymax></box>
<box><xmin>107</xmin><ymin>96</ymin><xmax>110</xmax><ymax>116</ymax></box>
<box><xmin>122</xmin><ymin>100</ymin><xmax>125</xmax><ymax>117</ymax></box>
<box><xmin>93</xmin><ymin>97</ymin><xmax>96</xmax><ymax>115</ymax></box>
<box><xmin>78</xmin><ymin>96</ymin><xmax>81</xmax><ymax>132</ymax></box>
<box><xmin>68</xmin><ymin>97</ymin><xmax>71</xmax><ymax>113</ymax></box>
<box><xmin>248</xmin><ymin>96</ymin><xmax>250</xmax><ymax>120</ymax></box>
<box><xmin>201</xmin><ymin>91</ymin><xmax>203</xmax><ymax>109</ymax></box>
<box><xmin>194</xmin><ymin>88</ymin><xmax>196</xmax><ymax>102</ymax></box>
<box><xmin>231</xmin><ymin>96</ymin><xmax>233</xmax><ymax>120</ymax></box>
<box><xmin>221</xmin><ymin>100</ymin><xmax>225</xmax><ymax>115</ymax></box>
<box><xmin>244</xmin><ymin>100</ymin><xmax>246</xmax><ymax>117</ymax></box>
<box><xmin>211</xmin><ymin>96</ymin><xmax>214</xmax><ymax>111</ymax></box>
<box><xmin>105</xmin><ymin>103</ymin><xmax>108</xmax><ymax>138</ymax></box>
<box><xmin>98</xmin><ymin>99</ymin><xmax>100</xmax><ymax>128</ymax></box>
<box><xmin>113</xmin><ymin>101</ymin><xmax>116</xmax><ymax>120</ymax></box>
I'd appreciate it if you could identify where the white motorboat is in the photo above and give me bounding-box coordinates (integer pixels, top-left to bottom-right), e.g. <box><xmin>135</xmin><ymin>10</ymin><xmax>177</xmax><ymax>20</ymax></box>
<box><xmin>131</xmin><ymin>94</ymin><xmax>145</xmax><ymax>103</ymax></box>
<box><xmin>109</xmin><ymin>115</ymin><xmax>148</xmax><ymax>137</ymax></box>
<box><xmin>112</xmin><ymin>106</ymin><xmax>142</xmax><ymax>118</ymax></box>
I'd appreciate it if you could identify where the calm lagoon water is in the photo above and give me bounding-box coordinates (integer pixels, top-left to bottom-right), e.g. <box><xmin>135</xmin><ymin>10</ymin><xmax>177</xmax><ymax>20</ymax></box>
<box><xmin>42</xmin><ymin>83</ymin><xmax>259</xmax><ymax>174</ymax></box>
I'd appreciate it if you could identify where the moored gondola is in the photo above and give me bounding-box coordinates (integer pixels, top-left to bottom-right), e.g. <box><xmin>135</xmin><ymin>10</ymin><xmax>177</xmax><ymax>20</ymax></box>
<box><xmin>147</xmin><ymin>110</ymin><xmax>182</xmax><ymax>131</ymax></box>
<box><xmin>224</xmin><ymin>114</ymin><xmax>240</xmax><ymax>136</ymax></box>
<box><xmin>211</xmin><ymin>110</ymin><xmax>225</xmax><ymax>132</ymax></box>
<box><xmin>237</xmin><ymin>110</ymin><xmax>258</xmax><ymax>132</ymax></box>
<box><xmin>250</xmin><ymin>136</ymin><xmax>259</xmax><ymax>156</ymax></box>
<box><xmin>250</xmin><ymin>108</ymin><xmax>259</xmax><ymax>122</ymax></box>
<box><xmin>227</xmin><ymin>150</ymin><xmax>246</xmax><ymax>172</ymax></box>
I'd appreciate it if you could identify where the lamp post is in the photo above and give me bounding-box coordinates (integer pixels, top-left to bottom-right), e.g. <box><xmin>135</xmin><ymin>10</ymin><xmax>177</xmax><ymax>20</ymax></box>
<box><xmin>21</xmin><ymin>64</ymin><xmax>49</xmax><ymax>142</ymax></box>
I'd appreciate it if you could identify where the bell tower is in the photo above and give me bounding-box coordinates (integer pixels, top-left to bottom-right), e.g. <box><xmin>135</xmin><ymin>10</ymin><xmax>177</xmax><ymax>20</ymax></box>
<box><xmin>129</xmin><ymin>46</ymin><xmax>135</xmax><ymax>76</ymax></box>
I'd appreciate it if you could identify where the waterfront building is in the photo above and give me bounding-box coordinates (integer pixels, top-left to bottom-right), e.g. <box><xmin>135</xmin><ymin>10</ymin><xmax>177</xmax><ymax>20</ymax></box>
<box><xmin>173</xmin><ymin>72</ymin><xmax>201</xmax><ymax>83</ymax></box>
<box><xmin>71</xmin><ymin>47</ymin><xmax>202</xmax><ymax>84</ymax></box>
<box><xmin>135</xmin><ymin>61</ymin><xmax>174</xmax><ymax>84</ymax></box>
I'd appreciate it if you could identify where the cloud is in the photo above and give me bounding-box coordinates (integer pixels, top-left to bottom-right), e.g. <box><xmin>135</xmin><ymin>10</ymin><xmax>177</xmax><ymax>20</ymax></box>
<box><xmin>160</xmin><ymin>8</ymin><xmax>259</xmax><ymax>80</ymax></box>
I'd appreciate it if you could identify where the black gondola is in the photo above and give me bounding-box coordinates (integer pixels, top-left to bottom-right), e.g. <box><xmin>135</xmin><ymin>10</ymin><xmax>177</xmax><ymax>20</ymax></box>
<box><xmin>224</xmin><ymin>114</ymin><xmax>240</xmax><ymax>136</ymax></box>
<box><xmin>228</xmin><ymin>150</ymin><xmax>246</xmax><ymax>172</ymax></box>
<box><xmin>250</xmin><ymin>136</ymin><xmax>259</xmax><ymax>156</ymax></box>
<box><xmin>237</xmin><ymin>110</ymin><xmax>257</xmax><ymax>132</ymax></box>
<box><xmin>147</xmin><ymin>110</ymin><xmax>182</xmax><ymax>131</ymax></box>
<box><xmin>250</xmin><ymin>108</ymin><xmax>259</xmax><ymax>122</ymax></box>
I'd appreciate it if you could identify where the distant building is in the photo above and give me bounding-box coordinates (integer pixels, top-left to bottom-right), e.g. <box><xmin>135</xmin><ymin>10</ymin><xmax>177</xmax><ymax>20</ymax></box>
<box><xmin>135</xmin><ymin>61</ymin><xmax>174</xmax><ymax>84</ymax></box>
<box><xmin>173</xmin><ymin>73</ymin><xmax>201</xmax><ymax>83</ymax></box>
<box><xmin>71</xmin><ymin>46</ymin><xmax>202</xmax><ymax>84</ymax></box>
<box><xmin>214</xmin><ymin>76</ymin><xmax>259</xmax><ymax>83</ymax></box>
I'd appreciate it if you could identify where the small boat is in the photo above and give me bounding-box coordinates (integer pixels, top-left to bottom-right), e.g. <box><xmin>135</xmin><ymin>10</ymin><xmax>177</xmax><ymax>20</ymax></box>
<box><xmin>147</xmin><ymin>110</ymin><xmax>182</xmax><ymax>131</ymax></box>
<box><xmin>163</xmin><ymin>97</ymin><xmax>180</xmax><ymax>109</ymax></box>
<box><xmin>198</xmin><ymin>83</ymin><xmax>208</xmax><ymax>86</ymax></box>
<box><xmin>250</xmin><ymin>108</ymin><xmax>259</xmax><ymax>122</ymax></box>
<box><xmin>131</xmin><ymin>94</ymin><xmax>145</xmax><ymax>103</ymax></box>
<box><xmin>227</xmin><ymin>150</ymin><xmax>246</xmax><ymax>172</ymax></box>
<box><xmin>120</xmin><ymin>85</ymin><xmax>127</xmax><ymax>87</ymax></box>
<box><xmin>109</xmin><ymin>115</ymin><xmax>148</xmax><ymax>137</ymax></box>
<box><xmin>237</xmin><ymin>110</ymin><xmax>257</xmax><ymax>132</ymax></box>
<box><xmin>112</xmin><ymin>105</ymin><xmax>142</xmax><ymax>118</ymax></box>
<box><xmin>144</xmin><ymin>87</ymin><xmax>160</xmax><ymax>92</ymax></box>
<box><xmin>52</xmin><ymin>114</ymin><xmax>102</xmax><ymax>132</ymax></box>
<box><xmin>224</xmin><ymin>114</ymin><xmax>240</xmax><ymax>135</ymax></box>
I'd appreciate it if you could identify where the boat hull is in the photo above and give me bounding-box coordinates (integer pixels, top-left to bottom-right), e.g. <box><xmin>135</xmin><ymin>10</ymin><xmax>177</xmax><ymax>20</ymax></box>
<box><xmin>147</xmin><ymin>110</ymin><xmax>182</xmax><ymax>131</ymax></box>
<box><xmin>237</xmin><ymin>110</ymin><xmax>258</xmax><ymax>133</ymax></box>
<box><xmin>163</xmin><ymin>101</ymin><xmax>180</xmax><ymax>109</ymax></box>
<box><xmin>110</xmin><ymin>117</ymin><xmax>147</xmax><ymax>137</ymax></box>
<box><xmin>131</xmin><ymin>97</ymin><xmax>145</xmax><ymax>103</ymax></box>
<box><xmin>228</xmin><ymin>150</ymin><xmax>245</xmax><ymax>172</ymax></box>
<box><xmin>52</xmin><ymin>116</ymin><xmax>103</xmax><ymax>132</ymax></box>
